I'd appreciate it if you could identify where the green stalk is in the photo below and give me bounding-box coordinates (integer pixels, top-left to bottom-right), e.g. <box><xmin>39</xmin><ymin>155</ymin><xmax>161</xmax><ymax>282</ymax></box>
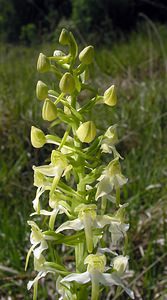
<box><xmin>101</xmin><ymin>196</ymin><xmax>107</xmax><ymax>214</ymax></box>
<box><xmin>91</xmin><ymin>277</ymin><xmax>100</xmax><ymax>300</ymax></box>
<box><xmin>33</xmin><ymin>281</ymin><xmax>38</xmax><ymax>300</ymax></box>
<box><xmin>83</xmin><ymin>213</ymin><xmax>93</xmax><ymax>253</ymax></box>
<box><xmin>116</xmin><ymin>186</ymin><xmax>120</xmax><ymax>207</ymax></box>
<box><xmin>49</xmin><ymin>210</ymin><xmax>58</xmax><ymax>230</ymax></box>
<box><xmin>58</xmin><ymin>125</ymin><xmax>71</xmax><ymax>151</ymax></box>
<box><xmin>75</xmin><ymin>242</ymin><xmax>84</xmax><ymax>272</ymax></box>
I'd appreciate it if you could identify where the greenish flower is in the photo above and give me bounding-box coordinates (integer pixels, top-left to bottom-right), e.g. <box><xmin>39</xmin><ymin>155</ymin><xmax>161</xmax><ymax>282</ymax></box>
<box><xmin>56</xmin><ymin>275</ymin><xmax>77</xmax><ymax>300</ymax></box>
<box><xmin>56</xmin><ymin>204</ymin><xmax>98</xmax><ymax>253</ymax></box>
<box><xmin>25</xmin><ymin>221</ymin><xmax>48</xmax><ymax>271</ymax></box>
<box><xmin>61</xmin><ymin>253</ymin><xmax>134</xmax><ymax>300</ymax></box>
<box><xmin>39</xmin><ymin>192</ymin><xmax>71</xmax><ymax>230</ymax></box>
<box><xmin>101</xmin><ymin>125</ymin><xmax>122</xmax><ymax>158</ymax></box>
<box><xmin>32</xmin><ymin>171</ymin><xmax>51</xmax><ymax>213</ymax></box>
<box><xmin>112</xmin><ymin>255</ymin><xmax>129</xmax><ymax>275</ymax></box>
<box><xmin>27</xmin><ymin>255</ymin><xmax>49</xmax><ymax>291</ymax></box>
<box><xmin>110</xmin><ymin>204</ymin><xmax>129</xmax><ymax>246</ymax></box>
<box><xmin>33</xmin><ymin>150</ymin><xmax>68</xmax><ymax>196</ymax></box>
<box><xmin>95</xmin><ymin>157</ymin><xmax>128</xmax><ymax>200</ymax></box>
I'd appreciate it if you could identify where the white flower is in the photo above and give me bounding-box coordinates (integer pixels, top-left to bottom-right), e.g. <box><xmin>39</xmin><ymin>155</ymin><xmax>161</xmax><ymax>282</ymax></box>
<box><xmin>39</xmin><ymin>192</ymin><xmax>71</xmax><ymax>230</ymax></box>
<box><xmin>112</xmin><ymin>255</ymin><xmax>129</xmax><ymax>275</ymax></box>
<box><xmin>33</xmin><ymin>150</ymin><xmax>68</xmax><ymax>196</ymax></box>
<box><xmin>27</xmin><ymin>255</ymin><xmax>48</xmax><ymax>290</ymax></box>
<box><xmin>95</xmin><ymin>157</ymin><xmax>128</xmax><ymax>200</ymax></box>
<box><xmin>27</xmin><ymin>254</ymin><xmax>69</xmax><ymax>291</ymax></box>
<box><xmin>56</xmin><ymin>204</ymin><xmax>98</xmax><ymax>253</ymax></box>
<box><xmin>32</xmin><ymin>170</ymin><xmax>52</xmax><ymax>214</ymax></box>
<box><xmin>101</xmin><ymin>125</ymin><xmax>122</xmax><ymax>158</ymax></box>
<box><xmin>56</xmin><ymin>204</ymin><xmax>129</xmax><ymax>250</ymax></box>
<box><xmin>56</xmin><ymin>275</ymin><xmax>77</xmax><ymax>300</ymax></box>
<box><xmin>25</xmin><ymin>221</ymin><xmax>48</xmax><ymax>270</ymax></box>
<box><xmin>61</xmin><ymin>253</ymin><xmax>134</xmax><ymax>299</ymax></box>
<box><xmin>97</xmin><ymin>204</ymin><xmax>129</xmax><ymax>246</ymax></box>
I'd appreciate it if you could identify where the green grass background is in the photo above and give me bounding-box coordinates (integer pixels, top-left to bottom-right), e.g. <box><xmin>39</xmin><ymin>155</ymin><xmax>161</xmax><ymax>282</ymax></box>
<box><xmin>0</xmin><ymin>23</ymin><xmax>167</xmax><ymax>299</ymax></box>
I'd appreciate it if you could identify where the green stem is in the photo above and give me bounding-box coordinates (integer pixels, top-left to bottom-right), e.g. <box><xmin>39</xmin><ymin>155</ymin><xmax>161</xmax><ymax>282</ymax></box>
<box><xmin>58</xmin><ymin>125</ymin><xmax>71</xmax><ymax>151</ymax></box>
<box><xmin>54</xmin><ymin>92</ymin><xmax>65</xmax><ymax>105</ymax></box>
<box><xmin>83</xmin><ymin>214</ymin><xmax>93</xmax><ymax>253</ymax></box>
<box><xmin>50</xmin><ymin>176</ymin><xmax>61</xmax><ymax>197</ymax></box>
<box><xmin>48</xmin><ymin>89</ymin><xmax>59</xmax><ymax>97</ymax></box>
<box><xmin>49</xmin><ymin>210</ymin><xmax>58</xmax><ymax>230</ymax></box>
<box><xmin>101</xmin><ymin>196</ymin><xmax>107</xmax><ymax>214</ymax></box>
<box><xmin>116</xmin><ymin>186</ymin><xmax>120</xmax><ymax>207</ymax></box>
<box><xmin>33</xmin><ymin>281</ymin><xmax>38</xmax><ymax>300</ymax></box>
<box><xmin>91</xmin><ymin>278</ymin><xmax>100</xmax><ymax>300</ymax></box>
<box><xmin>75</xmin><ymin>242</ymin><xmax>84</xmax><ymax>272</ymax></box>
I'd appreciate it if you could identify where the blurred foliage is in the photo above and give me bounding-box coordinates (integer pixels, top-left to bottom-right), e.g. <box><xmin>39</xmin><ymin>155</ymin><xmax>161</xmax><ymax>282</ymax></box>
<box><xmin>0</xmin><ymin>0</ymin><xmax>167</xmax><ymax>43</ymax></box>
<box><xmin>71</xmin><ymin>0</ymin><xmax>136</xmax><ymax>40</ymax></box>
<box><xmin>0</xmin><ymin>0</ymin><xmax>72</xmax><ymax>43</ymax></box>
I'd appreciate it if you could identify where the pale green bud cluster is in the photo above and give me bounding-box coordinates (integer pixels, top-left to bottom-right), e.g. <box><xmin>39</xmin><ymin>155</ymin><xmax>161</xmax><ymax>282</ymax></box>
<box><xmin>26</xmin><ymin>28</ymin><xmax>134</xmax><ymax>300</ymax></box>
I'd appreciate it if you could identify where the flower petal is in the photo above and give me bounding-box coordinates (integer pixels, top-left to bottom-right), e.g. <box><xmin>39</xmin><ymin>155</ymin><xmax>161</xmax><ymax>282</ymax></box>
<box><xmin>96</xmin><ymin>215</ymin><xmax>115</xmax><ymax>228</ymax></box>
<box><xmin>56</xmin><ymin>218</ymin><xmax>84</xmax><ymax>233</ymax></box>
<box><xmin>95</xmin><ymin>177</ymin><xmax>114</xmax><ymax>200</ymax></box>
<box><xmin>33</xmin><ymin>165</ymin><xmax>62</xmax><ymax>177</ymax></box>
<box><xmin>34</xmin><ymin>240</ymin><xmax>48</xmax><ymax>259</ymax></box>
<box><xmin>33</xmin><ymin>186</ymin><xmax>45</xmax><ymax>213</ymax></box>
<box><xmin>109</xmin><ymin>222</ymin><xmax>129</xmax><ymax>245</ymax></box>
<box><xmin>27</xmin><ymin>270</ymin><xmax>47</xmax><ymax>290</ymax></box>
<box><xmin>115</xmin><ymin>174</ymin><xmax>128</xmax><ymax>187</ymax></box>
<box><xmin>61</xmin><ymin>271</ymin><xmax>90</xmax><ymax>284</ymax></box>
<box><xmin>100</xmin><ymin>273</ymin><xmax>134</xmax><ymax>299</ymax></box>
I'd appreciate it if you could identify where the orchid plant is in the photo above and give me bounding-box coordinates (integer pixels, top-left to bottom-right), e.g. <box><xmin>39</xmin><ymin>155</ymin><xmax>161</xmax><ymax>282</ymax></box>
<box><xmin>26</xmin><ymin>28</ymin><xmax>134</xmax><ymax>300</ymax></box>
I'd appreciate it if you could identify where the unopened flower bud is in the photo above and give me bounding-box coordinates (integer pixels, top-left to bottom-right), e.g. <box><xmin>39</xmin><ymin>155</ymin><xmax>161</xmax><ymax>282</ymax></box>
<box><xmin>42</xmin><ymin>99</ymin><xmax>57</xmax><ymax>121</ymax></box>
<box><xmin>59</xmin><ymin>72</ymin><xmax>75</xmax><ymax>94</ymax></box>
<box><xmin>36</xmin><ymin>81</ymin><xmax>48</xmax><ymax>100</ymax></box>
<box><xmin>103</xmin><ymin>85</ymin><xmax>117</xmax><ymax>106</ymax></box>
<box><xmin>76</xmin><ymin>121</ymin><xmax>96</xmax><ymax>143</ymax></box>
<box><xmin>79</xmin><ymin>46</ymin><xmax>94</xmax><ymax>65</ymax></box>
<box><xmin>53</xmin><ymin>50</ymin><xmax>66</xmax><ymax>57</ymax></box>
<box><xmin>59</xmin><ymin>28</ymin><xmax>70</xmax><ymax>45</ymax></box>
<box><xmin>113</xmin><ymin>255</ymin><xmax>129</xmax><ymax>274</ymax></box>
<box><xmin>37</xmin><ymin>53</ymin><xmax>51</xmax><ymax>73</ymax></box>
<box><xmin>31</xmin><ymin>126</ymin><xmax>46</xmax><ymax>148</ymax></box>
